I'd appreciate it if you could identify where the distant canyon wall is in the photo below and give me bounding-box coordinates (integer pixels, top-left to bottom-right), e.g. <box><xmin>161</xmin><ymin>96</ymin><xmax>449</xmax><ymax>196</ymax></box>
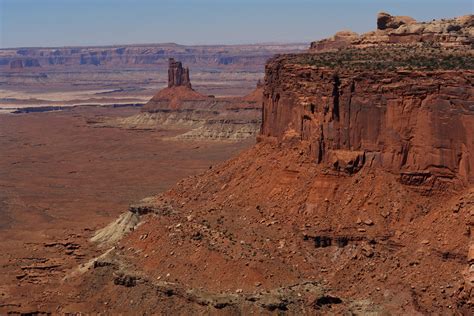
<box><xmin>0</xmin><ymin>43</ymin><xmax>307</xmax><ymax>71</ymax></box>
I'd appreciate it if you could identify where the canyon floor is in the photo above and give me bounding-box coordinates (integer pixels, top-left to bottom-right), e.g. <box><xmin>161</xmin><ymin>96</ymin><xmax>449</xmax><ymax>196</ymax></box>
<box><xmin>0</xmin><ymin>106</ymin><xmax>252</xmax><ymax>313</ymax></box>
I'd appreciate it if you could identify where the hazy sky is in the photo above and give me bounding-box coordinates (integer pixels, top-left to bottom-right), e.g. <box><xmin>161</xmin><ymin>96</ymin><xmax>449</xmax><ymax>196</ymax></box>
<box><xmin>0</xmin><ymin>0</ymin><xmax>472</xmax><ymax>48</ymax></box>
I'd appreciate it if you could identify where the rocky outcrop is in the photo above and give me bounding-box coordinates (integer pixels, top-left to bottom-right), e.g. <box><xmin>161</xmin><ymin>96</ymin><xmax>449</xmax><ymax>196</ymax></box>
<box><xmin>309</xmin><ymin>31</ymin><xmax>359</xmax><ymax>51</ymax></box>
<box><xmin>377</xmin><ymin>12</ymin><xmax>416</xmax><ymax>30</ymax></box>
<box><xmin>143</xmin><ymin>59</ymin><xmax>206</xmax><ymax>111</ymax></box>
<box><xmin>168</xmin><ymin>58</ymin><xmax>191</xmax><ymax>88</ymax></box>
<box><xmin>310</xmin><ymin>13</ymin><xmax>474</xmax><ymax>50</ymax></box>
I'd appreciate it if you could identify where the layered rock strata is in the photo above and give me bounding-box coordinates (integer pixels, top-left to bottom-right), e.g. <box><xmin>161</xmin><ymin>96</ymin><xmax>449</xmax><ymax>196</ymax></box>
<box><xmin>267</xmin><ymin>14</ymin><xmax>474</xmax><ymax>187</ymax></box>
<box><xmin>261</xmin><ymin>56</ymin><xmax>474</xmax><ymax>187</ymax></box>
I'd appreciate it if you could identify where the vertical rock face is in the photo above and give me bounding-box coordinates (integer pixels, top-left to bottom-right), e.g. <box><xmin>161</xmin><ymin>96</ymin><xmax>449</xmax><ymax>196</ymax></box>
<box><xmin>263</xmin><ymin>14</ymin><xmax>474</xmax><ymax>188</ymax></box>
<box><xmin>261</xmin><ymin>55</ymin><xmax>474</xmax><ymax>187</ymax></box>
<box><xmin>168</xmin><ymin>58</ymin><xmax>192</xmax><ymax>88</ymax></box>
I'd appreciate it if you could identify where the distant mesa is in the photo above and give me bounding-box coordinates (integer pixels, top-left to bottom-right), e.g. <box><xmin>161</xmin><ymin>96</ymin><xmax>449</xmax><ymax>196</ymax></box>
<box><xmin>0</xmin><ymin>43</ymin><xmax>307</xmax><ymax>71</ymax></box>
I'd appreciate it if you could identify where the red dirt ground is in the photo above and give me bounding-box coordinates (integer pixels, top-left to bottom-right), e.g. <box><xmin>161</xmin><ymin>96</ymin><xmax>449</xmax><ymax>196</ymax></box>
<box><xmin>0</xmin><ymin>106</ymin><xmax>252</xmax><ymax>313</ymax></box>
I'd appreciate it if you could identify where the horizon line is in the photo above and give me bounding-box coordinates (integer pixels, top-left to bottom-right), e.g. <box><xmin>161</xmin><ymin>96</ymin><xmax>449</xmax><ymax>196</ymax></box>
<box><xmin>0</xmin><ymin>41</ymin><xmax>310</xmax><ymax>51</ymax></box>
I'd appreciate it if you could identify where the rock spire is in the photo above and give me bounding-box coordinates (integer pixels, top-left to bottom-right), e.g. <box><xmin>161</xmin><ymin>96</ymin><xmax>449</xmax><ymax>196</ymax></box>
<box><xmin>168</xmin><ymin>58</ymin><xmax>191</xmax><ymax>88</ymax></box>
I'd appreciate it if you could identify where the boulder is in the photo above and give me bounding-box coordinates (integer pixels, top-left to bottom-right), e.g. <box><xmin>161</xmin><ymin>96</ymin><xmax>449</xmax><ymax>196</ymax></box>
<box><xmin>327</xmin><ymin>150</ymin><xmax>365</xmax><ymax>174</ymax></box>
<box><xmin>377</xmin><ymin>12</ymin><xmax>416</xmax><ymax>30</ymax></box>
<box><xmin>469</xmin><ymin>243</ymin><xmax>474</xmax><ymax>263</ymax></box>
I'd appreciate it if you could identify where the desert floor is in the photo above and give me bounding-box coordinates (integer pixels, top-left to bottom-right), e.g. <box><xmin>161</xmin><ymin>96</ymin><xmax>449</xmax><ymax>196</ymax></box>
<box><xmin>0</xmin><ymin>106</ymin><xmax>252</xmax><ymax>312</ymax></box>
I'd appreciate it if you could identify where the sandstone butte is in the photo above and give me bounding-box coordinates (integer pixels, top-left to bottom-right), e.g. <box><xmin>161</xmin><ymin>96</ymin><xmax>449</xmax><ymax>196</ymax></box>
<box><xmin>116</xmin><ymin>58</ymin><xmax>264</xmax><ymax>141</ymax></box>
<box><xmin>142</xmin><ymin>58</ymin><xmax>210</xmax><ymax>111</ymax></box>
<box><xmin>142</xmin><ymin>57</ymin><xmax>262</xmax><ymax>112</ymax></box>
<box><xmin>50</xmin><ymin>13</ymin><xmax>474</xmax><ymax>315</ymax></box>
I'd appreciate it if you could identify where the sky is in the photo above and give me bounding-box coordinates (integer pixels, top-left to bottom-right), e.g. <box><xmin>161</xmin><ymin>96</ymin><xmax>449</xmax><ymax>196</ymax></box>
<box><xmin>0</xmin><ymin>0</ymin><xmax>472</xmax><ymax>48</ymax></box>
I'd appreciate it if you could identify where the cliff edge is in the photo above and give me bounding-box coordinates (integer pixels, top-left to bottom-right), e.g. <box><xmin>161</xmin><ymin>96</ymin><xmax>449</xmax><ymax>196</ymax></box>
<box><xmin>263</xmin><ymin>14</ymin><xmax>474</xmax><ymax>188</ymax></box>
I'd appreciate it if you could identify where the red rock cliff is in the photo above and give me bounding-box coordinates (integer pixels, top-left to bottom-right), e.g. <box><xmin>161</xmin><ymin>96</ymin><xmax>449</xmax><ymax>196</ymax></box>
<box><xmin>261</xmin><ymin>54</ymin><xmax>474</xmax><ymax>187</ymax></box>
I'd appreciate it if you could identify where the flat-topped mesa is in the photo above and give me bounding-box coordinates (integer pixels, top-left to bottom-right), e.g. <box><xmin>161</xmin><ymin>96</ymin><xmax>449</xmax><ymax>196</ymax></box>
<box><xmin>168</xmin><ymin>58</ymin><xmax>191</xmax><ymax>88</ymax></box>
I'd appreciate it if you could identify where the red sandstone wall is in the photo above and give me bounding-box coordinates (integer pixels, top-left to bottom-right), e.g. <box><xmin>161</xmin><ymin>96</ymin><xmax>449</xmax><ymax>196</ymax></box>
<box><xmin>261</xmin><ymin>57</ymin><xmax>474</xmax><ymax>185</ymax></box>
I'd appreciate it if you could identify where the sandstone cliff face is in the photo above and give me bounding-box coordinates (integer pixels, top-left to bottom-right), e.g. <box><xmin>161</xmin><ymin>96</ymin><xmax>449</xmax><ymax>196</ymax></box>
<box><xmin>261</xmin><ymin>56</ymin><xmax>474</xmax><ymax>187</ymax></box>
<box><xmin>269</xmin><ymin>14</ymin><xmax>474</xmax><ymax>188</ymax></box>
